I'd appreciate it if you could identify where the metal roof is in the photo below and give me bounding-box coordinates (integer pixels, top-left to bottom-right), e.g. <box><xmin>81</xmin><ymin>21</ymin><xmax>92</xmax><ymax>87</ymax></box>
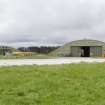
<box><xmin>68</xmin><ymin>39</ymin><xmax>105</xmax><ymax>46</ymax></box>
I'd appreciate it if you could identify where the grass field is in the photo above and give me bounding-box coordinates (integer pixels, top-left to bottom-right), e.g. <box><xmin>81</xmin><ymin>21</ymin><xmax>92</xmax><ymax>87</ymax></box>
<box><xmin>0</xmin><ymin>63</ymin><xmax>105</xmax><ymax>105</ymax></box>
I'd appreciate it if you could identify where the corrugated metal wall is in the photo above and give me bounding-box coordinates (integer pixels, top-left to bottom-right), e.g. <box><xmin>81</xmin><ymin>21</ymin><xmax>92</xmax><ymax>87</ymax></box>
<box><xmin>71</xmin><ymin>46</ymin><xmax>102</xmax><ymax>57</ymax></box>
<box><xmin>90</xmin><ymin>46</ymin><xmax>102</xmax><ymax>57</ymax></box>
<box><xmin>71</xmin><ymin>46</ymin><xmax>81</xmax><ymax>57</ymax></box>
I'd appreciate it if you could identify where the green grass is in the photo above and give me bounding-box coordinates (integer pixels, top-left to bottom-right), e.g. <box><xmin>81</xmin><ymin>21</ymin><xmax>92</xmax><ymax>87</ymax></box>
<box><xmin>0</xmin><ymin>63</ymin><xmax>105</xmax><ymax>105</ymax></box>
<box><xmin>0</xmin><ymin>54</ymin><xmax>52</xmax><ymax>59</ymax></box>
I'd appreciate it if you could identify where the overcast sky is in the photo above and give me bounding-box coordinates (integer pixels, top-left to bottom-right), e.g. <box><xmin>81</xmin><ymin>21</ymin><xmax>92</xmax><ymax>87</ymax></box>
<box><xmin>0</xmin><ymin>0</ymin><xmax>105</xmax><ymax>47</ymax></box>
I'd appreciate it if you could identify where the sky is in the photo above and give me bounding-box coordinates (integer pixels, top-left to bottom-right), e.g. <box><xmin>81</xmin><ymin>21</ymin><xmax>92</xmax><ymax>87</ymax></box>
<box><xmin>0</xmin><ymin>0</ymin><xmax>105</xmax><ymax>47</ymax></box>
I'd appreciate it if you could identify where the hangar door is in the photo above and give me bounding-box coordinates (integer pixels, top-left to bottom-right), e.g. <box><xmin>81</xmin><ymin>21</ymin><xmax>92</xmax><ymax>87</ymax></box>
<box><xmin>90</xmin><ymin>46</ymin><xmax>102</xmax><ymax>57</ymax></box>
<box><xmin>71</xmin><ymin>46</ymin><xmax>102</xmax><ymax>57</ymax></box>
<box><xmin>71</xmin><ymin>46</ymin><xmax>81</xmax><ymax>57</ymax></box>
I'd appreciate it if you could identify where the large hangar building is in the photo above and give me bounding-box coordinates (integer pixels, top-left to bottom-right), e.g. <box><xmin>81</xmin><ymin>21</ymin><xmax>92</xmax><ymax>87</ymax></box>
<box><xmin>50</xmin><ymin>39</ymin><xmax>105</xmax><ymax>57</ymax></box>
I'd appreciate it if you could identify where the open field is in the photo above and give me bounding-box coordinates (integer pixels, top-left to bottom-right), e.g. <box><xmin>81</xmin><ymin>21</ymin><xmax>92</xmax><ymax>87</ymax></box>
<box><xmin>0</xmin><ymin>63</ymin><xmax>105</xmax><ymax>105</ymax></box>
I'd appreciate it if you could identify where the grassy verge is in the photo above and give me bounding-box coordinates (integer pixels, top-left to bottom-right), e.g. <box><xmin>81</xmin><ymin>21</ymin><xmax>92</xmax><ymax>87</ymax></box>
<box><xmin>0</xmin><ymin>63</ymin><xmax>105</xmax><ymax>105</ymax></box>
<box><xmin>0</xmin><ymin>54</ymin><xmax>52</xmax><ymax>59</ymax></box>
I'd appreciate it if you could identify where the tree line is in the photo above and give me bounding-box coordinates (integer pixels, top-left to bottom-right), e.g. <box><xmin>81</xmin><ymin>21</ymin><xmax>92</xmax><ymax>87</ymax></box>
<box><xmin>18</xmin><ymin>46</ymin><xmax>60</xmax><ymax>54</ymax></box>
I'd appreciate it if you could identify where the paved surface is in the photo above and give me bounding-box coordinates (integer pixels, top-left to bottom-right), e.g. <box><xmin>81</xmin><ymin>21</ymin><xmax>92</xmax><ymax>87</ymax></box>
<box><xmin>0</xmin><ymin>58</ymin><xmax>105</xmax><ymax>66</ymax></box>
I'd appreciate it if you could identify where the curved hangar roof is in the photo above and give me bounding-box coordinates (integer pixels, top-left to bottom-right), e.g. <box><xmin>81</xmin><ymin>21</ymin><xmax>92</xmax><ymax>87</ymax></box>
<box><xmin>49</xmin><ymin>39</ymin><xmax>105</xmax><ymax>56</ymax></box>
<box><xmin>69</xmin><ymin>39</ymin><xmax>105</xmax><ymax>46</ymax></box>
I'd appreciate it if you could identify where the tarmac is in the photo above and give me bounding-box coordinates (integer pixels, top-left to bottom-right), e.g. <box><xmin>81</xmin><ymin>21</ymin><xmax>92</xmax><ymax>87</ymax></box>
<box><xmin>0</xmin><ymin>57</ymin><xmax>105</xmax><ymax>66</ymax></box>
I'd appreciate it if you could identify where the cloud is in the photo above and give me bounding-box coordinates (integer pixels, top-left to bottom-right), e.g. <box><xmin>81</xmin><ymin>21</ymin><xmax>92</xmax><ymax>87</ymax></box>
<box><xmin>0</xmin><ymin>0</ymin><xmax>105</xmax><ymax>46</ymax></box>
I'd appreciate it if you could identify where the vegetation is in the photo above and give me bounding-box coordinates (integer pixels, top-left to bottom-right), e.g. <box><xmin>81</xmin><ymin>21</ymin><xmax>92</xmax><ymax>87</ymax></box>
<box><xmin>0</xmin><ymin>63</ymin><xmax>105</xmax><ymax>105</ymax></box>
<box><xmin>18</xmin><ymin>46</ymin><xmax>60</xmax><ymax>54</ymax></box>
<box><xmin>0</xmin><ymin>46</ymin><xmax>60</xmax><ymax>58</ymax></box>
<box><xmin>0</xmin><ymin>54</ymin><xmax>51</xmax><ymax>59</ymax></box>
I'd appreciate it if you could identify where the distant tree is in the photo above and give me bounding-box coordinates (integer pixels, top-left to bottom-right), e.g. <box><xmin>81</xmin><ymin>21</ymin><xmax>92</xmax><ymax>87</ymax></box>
<box><xmin>18</xmin><ymin>47</ymin><xmax>28</xmax><ymax>52</ymax></box>
<box><xmin>18</xmin><ymin>46</ymin><xmax>60</xmax><ymax>54</ymax></box>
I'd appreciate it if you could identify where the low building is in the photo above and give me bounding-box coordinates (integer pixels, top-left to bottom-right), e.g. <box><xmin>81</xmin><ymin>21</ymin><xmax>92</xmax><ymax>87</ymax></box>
<box><xmin>50</xmin><ymin>39</ymin><xmax>105</xmax><ymax>57</ymax></box>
